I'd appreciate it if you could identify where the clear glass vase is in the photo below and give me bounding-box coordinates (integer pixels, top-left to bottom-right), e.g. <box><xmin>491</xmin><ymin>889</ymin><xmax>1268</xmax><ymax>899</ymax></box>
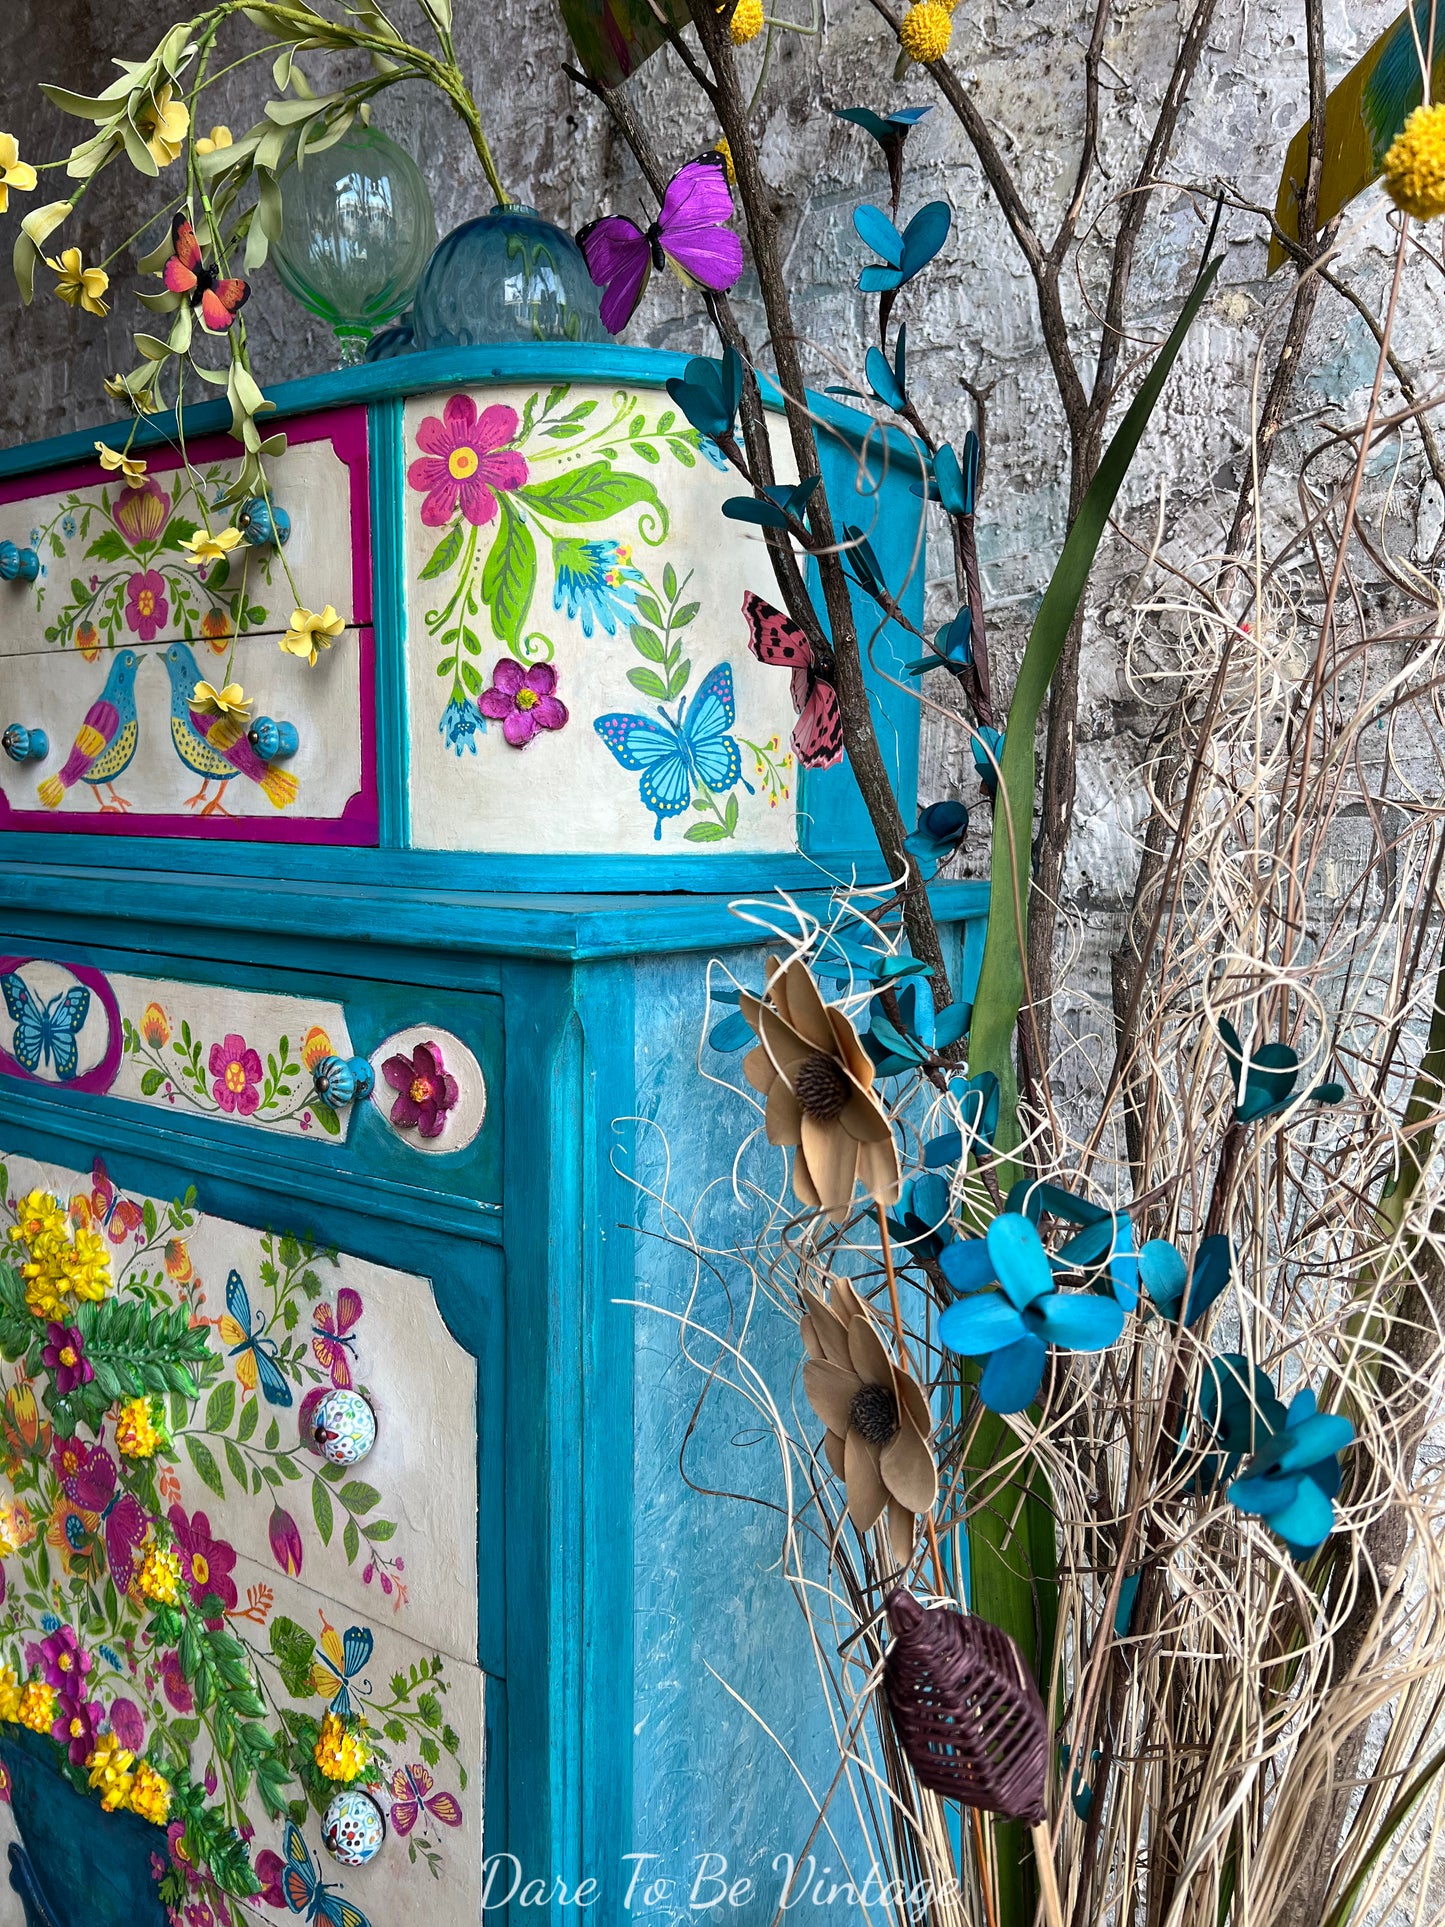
<box><xmin>411</xmin><ymin>205</ymin><xmax>607</xmax><ymax>349</ymax></box>
<box><xmin>271</xmin><ymin>126</ymin><xmax>438</xmax><ymax>364</ymax></box>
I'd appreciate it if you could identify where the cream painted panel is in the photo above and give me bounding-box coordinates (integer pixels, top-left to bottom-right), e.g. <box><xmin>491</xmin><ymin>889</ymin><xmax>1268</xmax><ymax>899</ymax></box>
<box><xmin>402</xmin><ymin>380</ymin><xmax>803</xmax><ymax>854</ymax></box>
<box><xmin>0</xmin><ymin>628</ymin><xmax>363</xmax><ymax>823</ymax></box>
<box><xmin>0</xmin><ymin>436</ymin><xmax>356</xmax><ymax>659</ymax></box>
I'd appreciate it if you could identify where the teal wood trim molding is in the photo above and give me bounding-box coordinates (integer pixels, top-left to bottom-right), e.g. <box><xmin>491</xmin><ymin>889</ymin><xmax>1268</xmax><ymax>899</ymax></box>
<box><xmin>370</xmin><ymin>396</ymin><xmax>411</xmax><ymax>849</ymax></box>
<box><xmin>0</xmin><ymin>868</ymin><xmax>990</xmax><ymax>963</ymax></box>
<box><xmin>0</xmin><ymin>345</ymin><xmax>925</xmax><ymax>484</ymax></box>
<box><xmin>499</xmin><ymin>957</ymin><xmax>637</xmax><ymax>1918</ymax></box>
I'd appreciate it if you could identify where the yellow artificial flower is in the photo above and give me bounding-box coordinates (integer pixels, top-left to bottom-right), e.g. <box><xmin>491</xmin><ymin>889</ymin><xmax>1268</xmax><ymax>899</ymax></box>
<box><xmin>0</xmin><ymin>134</ymin><xmax>37</xmax><ymax>214</ymax></box>
<box><xmin>10</xmin><ymin>1190</ymin><xmax>66</xmax><ymax>1248</ymax></box>
<box><xmin>195</xmin><ymin>125</ymin><xmax>233</xmax><ymax>157</ymax></box>
<box><xmin>730</xmin><ymin>0</ymin><xmax>764</xmax><ymax>41</ymax></box>
<box><xmin>314</xmin><ymin>1710</ymin><xmax>369</xmax><ymax>1782</ymax></box>
<box><xmin>85</xmin><ymin>1731</ymin><xmax>136</xmax><ymax>1811</ymax></box>
<box><xmin>899</xmin><ymin>0</ymin><xmax>952</xmax><ymax>61</ymax></box>
<box><xmin>180</xmin><ymin>526</ymin><xmax>243</xmax><ymax>568</ymax></box>
<box><xmin>1383</xmin><ymin>103</ymin><xmax>1445</xmax><ymax>220</ymax></box>
<box><xmin>103</xmin><ymin>370</ymin><xmax>158</xmax><ymax>413</ymax></box>
<box><xmin>65</xmin><ymin>1226</ymin><xmax>113</xmax><ymax>1304</ymax></box>
<box><xmin>191</xmin><ymin>680</ymin><xmax>251</xmax><ymax>721</ymax></box>
<box><xmin>96</xmin><ymin>442</ymin><xmax>149</xmax><ymax>488</ymax></box>
<box><xmin>47</xmin><ymin>248</ymin><xmax>109</xmax><ymax>317</ymax></box>
<box><xmin>127</xmin><ymin>1760</ymin><xmax>171</xmax><ymax>1825</ymax></box>
<box><xmin>17</xmin><ymin>1680</ymin><xmax>55</xmax><ymax>1733</ymax></box>
<box><xmin>0</xmin><ymin>1668</ymin><xmax>20</xmax><ymax>1723</ymax></box>
<box><xmin>137</xmin><ymin>1543</ymin><xmax>182</xmax><ymax>1605</ymax></box>
<box><xmin>715</xmin><ymin>136</ymin><xmax>736</xmax><ymax>186</ymax></box>
<box><xmin>281</xmin><ymin>604</ymin><xmax>345</xmax><ymax>666</ymax></box>
<box><xmin>136</xmin><ymin>86</ymin><xmax>189</xmax><ymax>169</ymax></box>
<box><xmin>115</xmin><ymin>1398</ymin><xmax>162</xmax><ymax>1460</ymax></box>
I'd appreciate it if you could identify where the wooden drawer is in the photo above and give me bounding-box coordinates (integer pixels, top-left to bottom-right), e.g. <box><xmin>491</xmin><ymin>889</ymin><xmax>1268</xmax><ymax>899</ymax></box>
<box><xmin>0</xmin><ymin>410</ymin><xmax>369</xmax><ymax>656</ymax></box>
<box><xmin>0</xmin><ymin>1145</ymin><xmax>487</xmax><ymax>1923</ymax></box>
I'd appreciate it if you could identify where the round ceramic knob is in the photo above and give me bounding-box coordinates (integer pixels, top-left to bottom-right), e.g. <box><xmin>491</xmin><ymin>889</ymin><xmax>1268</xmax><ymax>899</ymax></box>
<box><xmin>236</xmin><ymin>496</ymin><xmax>292</xmax><ymax>548</ymax></box>
<box><xmin>2</xmin><ymin>725</ymin><xmax>47</xmax><ymax>763</ymax></box>
<box><xmin>313</xmin><ymin>1054</ymin><xmax>374</xmax><ymax>1108</ymax></box>
<box><xmin>322</xmin><ymin>1787</ymin><xmax>386</xmax><ymax>1865</ymax></box>
<box><xmin>0</xmin><ymin>542</ymin><xmax>40</xmax><ymax>583</ymax></box>
<box><xmin>247</xmin><ymin>716</ymin><xmax>299</xmax><ymax>761</ymax></box>
<box><xmin>313</xmin><ymin>1388</ymin><xmax>377</xmax><ymax>1465</ymax></box>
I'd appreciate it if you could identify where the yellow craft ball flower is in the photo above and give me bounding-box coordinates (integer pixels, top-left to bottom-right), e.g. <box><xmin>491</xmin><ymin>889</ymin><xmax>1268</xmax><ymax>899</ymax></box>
<box><xmin>127</xmin><ymin>1760</ymin><xmax>172</xmax><ymax>1826</ymax></box>
<box><xmin>195</xmin><ymin>125</ymin><xmax>233</xmax><ymax>158</ymax></box>
<box><xmin>714</xmin><ymin>136</ymin><xmax>736</xmax><ymax>187</ymax></box>
<box><xmin>730</xmin><ymin>0</ymin><xmax>765</xmax><ymax>42</ymax></box>
<box><xmin>1382</xmin><ymin>103</ymin><xmax>1445</xmax><ymax>220</ymax></box>
<box><xmin>314</xmin><ymin>1710</ymin><xmax>369</xmax><ymax>1783</ymax></box>
<box><xmin>900</xmin><ymin>0</ymin><xmax>952</xmax><ymax>61</ymax></box>
<box><xmin>11</xmin><ymin>1191</ymin><xmax>66</xmax><ymax>1247</ymax></box>
<box><xmin>180</xmin><ymin>526</ymin><xmax>244</xmax><ymax>568</ymax></box>
<box><xmin>46</xmin><ymin>248</ymin><xmax>110</xmax><ymax>318</ymax></box>
<box><xmin>85</xmin><ymin>1731</ymin><xmax>136</xmax><ymax>1811</ymax></box>
<box><xmin>17</xmin><ymin>1680</ymin><xmax>55</xmax><ymax>1734</ymax></box>
<box><xmin>115</xmin><ymin>1398</ymin><xmax>162</xmax><ymax>1460</ymax></box>
<box><xmin>0</xmin><ymin>134</ymin><xmax>37</xmax><ymax>215</ymax></box>
<box><xmin>0</xmin><ymin>1668</ymin><xmax>21</xmax><ymax>1723</ymax></box>
<box><xmin>22</xmin><ymin>1272</ymin><xmax>67</xmax><ymax>1322</ymax></box>
<box><xmin>281</xmin><ymin>605</ymin><xmax>345</xmax><ymax>666</ymax></box>
<box><xmin>137</xmin><ymin>1544</ymin><xmax>182</xmax><ymax>1605</ymax></box>
<box><xmin>65</xmin><ymin>1226</ymin><xmax>113</xmax><ymax>1304</ymax></box>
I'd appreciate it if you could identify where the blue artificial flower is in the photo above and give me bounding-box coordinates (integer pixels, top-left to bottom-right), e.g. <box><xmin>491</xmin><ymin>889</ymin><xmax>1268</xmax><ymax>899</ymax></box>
<box><xmin>923</xmin><ymin>1072</ymin><xmax>999</xmax><ymax>1165</ymax></box>
<box><xmin>904</xmin><ymin>799</ymin><xmax>969</xmax><ymax>879</ymax></box>
<box><xmin>865</xmin><ymin>976</ymin><xmax>970</xmax><ymax>1075</ymax></box>
<box><xmin>905</xmin><ymin>608</ymin><xmax>972</xmax><ymax>681</ymax></box>
<box><xmin>696</xmin><ymin>435</ymin><xmax>730</xmax><ymax>471</ymax></box>
<box><xmin>972</xmin><ymin>726</ymin><xmax>1003</xmax><ymax>801</ymax></box>
<box><xmin>1190</xmin><ymin>1353</ymin><xmax>1287</xmax><ymax>1491</ymax></box>
<box><xmin>1227</xmin><ymin>1387</ymin><xmax>1354</xmax><ymax>1557</ymax></box>
<box><xmin>887</xmin><ymin>1171</ymin><xmax>955</xmax><ymax>1264</ymax></box>
<box><xmin>938</xmin><ymin>1212</ymin><xmax>1125</xmax><ymax>1412</ymax></box>
<box><xmin>1138</xmin><ymin>1233</ymin><xmax>1232</xmax><ymax>1327</ymax></box>
<box><xmin>552</xmin><ymin>537</ymin><xmax>644</xmax><ymax>637</ymax></box>
<box><xmin>1218</xmin><ymin>1017</ymin><xmax>1345</xmax><ymax>1123</ymax></box>
<box><xmin>439</xmin><ymin>693</ymin><xmax>481</xmax><ymax>756</ymax></box>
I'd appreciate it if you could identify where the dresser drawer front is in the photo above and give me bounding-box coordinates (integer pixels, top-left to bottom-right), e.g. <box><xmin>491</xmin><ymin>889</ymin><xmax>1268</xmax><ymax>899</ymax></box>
<box><xmin>0</xmin><ymin>626</ymin><xmax>376</xmax><ymax>843</ymax></box>
<box><xmin>0</xmin><ymin>410</ymin><xmax>369</xmax><ymax>658</ymax></box>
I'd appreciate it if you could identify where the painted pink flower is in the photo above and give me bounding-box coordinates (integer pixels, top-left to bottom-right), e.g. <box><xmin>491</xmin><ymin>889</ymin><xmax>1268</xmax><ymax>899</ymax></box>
<box><xmin>253</xmin><ymin>1849</ymin><xmax>287</xmax><ymax>1909</ymax></box>
<box><xmin>168</xmin><ymin>1504</ymin><xmax>238</xmax><ymax>1625</ymax></box>
<box><xmin>382</xmin><ymin>1040</ymin><xmax>458</xmax><ymax>1138</ymax></box>
<box><xmin>108</xmin><ymin>1696</ymin><xmax>146</xmax><ymax>1753</ymax></box>
<box><xmin>160</xmin><ymin>1650</ymin><xmax>192</xmax><ymax>1714</ymax></box>
<box><xmin>39</xmin><ymin>1625</ymin><xmax>91</xmax><ymax>1693</ymax></box>
<box><xmin>112</xmin><ymin>477</ymin><xmax>171</xmax><ymax>548</ymax></box>
<box><xmin>478</xmin><ymin>659</ymin><xmax>568</xmax><ymax>747</ymax></box>
<box><xmin>408</xmin><ymin>396</ymin><xmax>527</xmax><ymax>528</ymax></box>
<box><xmin>125</xmin><ymin>569</ymin><xmax>168</xmax><ymax>641</ymax></box>
<box><xmin>267</xmin><ymin>1505</ymin><xmax>303</xmax><ymax>1577</ymax></box>
<box><xmin>209</xmin><ymin>1033</ymin><xmax>262</xmax><ymax>1115</ymax></box>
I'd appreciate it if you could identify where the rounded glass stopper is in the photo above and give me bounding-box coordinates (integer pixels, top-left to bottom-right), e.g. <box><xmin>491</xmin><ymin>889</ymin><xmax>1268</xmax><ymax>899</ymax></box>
<box><xmin>411</xmin><ymin>205</ymin><xmax>607</xmax><ymax>348</ymax></box>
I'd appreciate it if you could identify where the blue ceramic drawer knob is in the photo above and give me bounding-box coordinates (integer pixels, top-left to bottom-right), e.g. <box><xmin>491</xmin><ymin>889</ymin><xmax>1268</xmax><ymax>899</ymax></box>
<box><xmin>236</xmin><ymin>496</ymin><xmax>292</xmax><ymax>548</ymax></box>
<box><xmin>247</xmin><ymin>716</ymin><xmax>299</xmax><ymax>761</ymax></box>
<box><xmin>323</xmin><ymin>1787</ymin><xmax>386</xmax><ymax>1864</ymax></box>
<box><xmin>313</xmin><ymin>1387</ymin><xmax>377</xmax><ymax>1465</ymax></box>
<box><xmin>0</xmin><ymin>542</ymin><xmax>40</xmax><ymax>583</ymax></box>
<box><xmin>313</xmin><ymin>1053</ymin><xmax>374</xmax><ymax>1108</ymax></box>
<box><xmin>1</xmin><ymin>725</ymin><xmax>47</xmax><ymax>763</ymax></box>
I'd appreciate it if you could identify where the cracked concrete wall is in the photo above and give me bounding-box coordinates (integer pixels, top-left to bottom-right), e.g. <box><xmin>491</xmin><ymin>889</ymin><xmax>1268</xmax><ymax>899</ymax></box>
<box><xmin>0</xmin><ymin>0</ymin><xmax>1431</xmax><ymax>1033</ymax></box>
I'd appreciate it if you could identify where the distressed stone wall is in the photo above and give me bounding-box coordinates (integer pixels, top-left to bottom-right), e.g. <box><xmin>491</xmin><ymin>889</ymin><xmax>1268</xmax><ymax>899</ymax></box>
<box><xmin>0</xmin><ymin>0</ymin><xmax>1431</xmax><ymax>1035</ymax></box>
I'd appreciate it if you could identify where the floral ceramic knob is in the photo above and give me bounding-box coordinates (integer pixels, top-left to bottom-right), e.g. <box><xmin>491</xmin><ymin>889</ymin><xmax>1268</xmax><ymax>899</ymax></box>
<box><xmin>322</xmin><ymin>1787</ymin><xmax>386</xmax><ymax>1865</ymax></box>
<box><xmin>313</xmin><ymin>1387</ymin><xmax>377</xmax><ymax>1465</ymax></box>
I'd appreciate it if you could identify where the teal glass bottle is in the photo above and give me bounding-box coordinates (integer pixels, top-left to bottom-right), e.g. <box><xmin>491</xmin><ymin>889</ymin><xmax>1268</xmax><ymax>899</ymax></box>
<box><xmin>271</xmin><ymin>126</ymin><xmax>438</xmax><ymax>364</ymax></box>
<box><xmin>411</xmin><ymin>204</ymin><xmax>606</xmax><ymax>348</ymax></box>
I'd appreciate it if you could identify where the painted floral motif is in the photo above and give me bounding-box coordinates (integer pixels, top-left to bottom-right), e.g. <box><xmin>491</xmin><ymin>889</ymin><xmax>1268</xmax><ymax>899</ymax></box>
<box><xmin>381</xmin><ymin>1041</ymin><xmax>458</xmax><ymax>1138</ymax></box>
<box><xmin>408</xmin><ymin>395</ymin><xmax>529</xmax><ymax>528</ymax></box>
<box><xmin>122</xmin><ymin>1006</ymin><xmax>341</xmax><ymax>1136</ymax></box>
<box><xmin>478</xmin><ymin>658</ymin><xmax>568</xmax><ymax>747</ymax></box>
<box><xmin>552</xmin><ymin>536</ymin><xmax>643</xmax><ymax>636</ymax></box>
<box><xmin>0</xmin><ymin>1159</ymin><xmax>463</xmax><ymax>1924</ymax></box>
<box><xmin>30</xmin><ymin>460</ymin><xmax>274</xmax><ymax>657</ymax></box>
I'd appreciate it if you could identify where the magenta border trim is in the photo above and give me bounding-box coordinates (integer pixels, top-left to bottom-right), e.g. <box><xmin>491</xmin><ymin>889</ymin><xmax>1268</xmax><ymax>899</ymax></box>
<box><xmin>0</xmin><ymin>957</ymin><xmax>122</xmax><ymax>1095</ymax></box>
<box><xmin>0</xmin><ymin>406</ymin><xmax>378</xmax><ymax>848</ymax></box>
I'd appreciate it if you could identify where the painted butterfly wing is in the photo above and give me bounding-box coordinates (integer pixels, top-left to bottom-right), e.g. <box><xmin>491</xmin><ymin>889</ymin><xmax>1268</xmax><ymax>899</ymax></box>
<box><xmin>657</xmin><ymin>154</ymin><xmax>745</xmax><ymax>292</ymax></box>
<box><xmin>315</xmin><ymin>1894</ymin><xmax>372</xmax><ymax>1927</ymax></box>
<box><xmin>225</xmin><ymin>1268</ymin><xmax>254</xmax><ymax>1332</ymax></box>
<box><xmin>68</xmin><ymin>1443</ymin><xmax>116</xmax><ymax>1514</ymax></box>
<box><xmin>104</xmin><ymin>1491</ymin><xmax>147</xmax><ymax>1586</ymax></box>
<box><xmin>341</xmin><ymin>1624</ymin><xmax>375</xmax><ymax>1676</ymax></box>
<box><xmin>742</xmin><ymin>590</ymin><xmax>814</xmax><ymax>671</ymax></box>
<box><xmin>593</xmin><ymin>713</ymin><xmax>694</xmax><ymax>839</ymax></box>
<box><xmin>334</xmin><ymin>1287</ymin><xmax>363</xmax><ymax>1336</ymax></box>
<box><xmin>250</xmin><ymin>1337</ymin><xmax>294</xmax><ymax>1409</ymax></box>
<box><xmin>281</xmin><ymin>1863</ymin><xmax>316</xmax><ymax>1916</ymax></box>
<box><xmin>577</xmin><ymin>215</ymin><xmax>653</xmax><ymax>333</ymax></box>
<box><xmin>198</xmin><ymin>278</ymin><xmax>250</xmax><ymax>333</ymax></box>
<box><xmin>104</xmin><ymin>1197</ymin><xmax>144</xmax><ymax>1244</ymax></box>
<box><xmin>389</xmin><ymin>1793</ymin><xmax>421</xmax><ymax>1835</ymax></box>
<box><xmin>424</xmin><ymin>1788</ymin><xmax>464</xmax><ymax>1827</ymax></box>
<box><xmin>42</xmin><ymin>986</ymin><xmax>91</xmax><ymax>1079</ymax></box>
<box><xmin>679</xmin><ymin>662</ymin><xmax>741</xmax><ymax>794</ymax></box>
<box><xmin>3</xmin><ymin>979</ymin><xmax>43</xmax><ymax>1074</ymax></box>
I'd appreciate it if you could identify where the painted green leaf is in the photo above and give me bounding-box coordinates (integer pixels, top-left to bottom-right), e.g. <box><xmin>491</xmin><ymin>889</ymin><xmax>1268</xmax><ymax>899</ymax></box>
<box><xmin>482</xmin><ymin>501</ymin><xmax>536</xmax><ymax>647</ymax></box>
<box><xmin>627</xmin><ymin>666</ymin><xmax>670</xmax><ymax>701</ymax></box>
<box><xmin>206</xmin><ymin>1380</ymin><xmax>236</xmax><ymax>1434</ymax></box>
<box><xmin>684</xmin><ymin>819</ymin><xmax>731</xmax><ymax>843</ymax></box>
<box><xmin>518</xmin><ymin>462</ymin><xmax>668</xmax><ymax>533</ymax></box>
<box><xmin>630</xmin><ymin>626</ymin><xmax>666</xmax><ymax>663</ymax></box>
<box><xmin>84</xmin><ymin>531</ymin><xmax>129</xmax><ymax>563</ymax></box>
<box><xmin>269</xmin><ymin>1614</ymin><xmax>317</xmax><ymax>1697</ymax></box>
<box><xmin>224</xmin><ymin>1439</ymin><xmax>247</xmax><ymax>1489</ymax></box>
<box><xmin>185</xmin><ymin>1434</ymin><xmax>226</xmax><ymax>1499</ymax></box>
<box><xmin>419</xmin><ymin>522</ymin><xmax>465</xmax><ymax>582</ymax></box>
<box><xmin>311</xmin><ymin>1477</ymin><xmax>333</xmax><ymax>1546</ymax></box>
<box><xmin>311</xmin><ymin>1099</ymin><xmax>340</xmax><ymax>1138</ymax></box>
<box><xmin>338</xmin><ymin>1480</ymin><xmax>379</xmax><ymax>1514</ymax></box>
<box><xmin>140</xmin><ymin>1067</ymin><xmax>164</xmax><ymax>1096</ymax></box>
<box><xmin>343</xmin><ymin>1518</ymin><xmax>360</xmax><ymax>1564</ymax></box>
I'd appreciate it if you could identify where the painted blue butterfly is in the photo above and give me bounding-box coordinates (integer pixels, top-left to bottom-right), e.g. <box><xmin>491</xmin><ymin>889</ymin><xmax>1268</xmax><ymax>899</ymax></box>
<box><xmin>594</xmin><ymin>661</ymin><xmax>747</xmax><ymax>840</ymax></box>
<box><xmin>281</xmin><ymin>1822</ymin><xmax>371</xmax><ymax>1927</ymax></box>
<box><xmin>218</xmin><ymin>1268</ymin><xmax>293</xmax><ymax>1408</ymax></box>
<box><xmin>311</xmin><ymin>1618</ymin><xmax>374</xmax><ymax>1717</ymax></box>
<box><xmin>0</xmin><ymin>973</ymin><xmax>90</xmax><ymax>1080</ymax></box>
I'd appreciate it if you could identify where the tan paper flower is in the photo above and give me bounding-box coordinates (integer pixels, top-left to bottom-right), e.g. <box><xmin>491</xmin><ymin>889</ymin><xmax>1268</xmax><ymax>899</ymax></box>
<box><xmin>800</xmin><ymin>1278</ymin><xmax>938</xmax><ymax>1564</ymax></box>
<box><xmin>741</xmin><ymin>957</ymin><xmax>901</xmax><ymax>1220</ymax></box>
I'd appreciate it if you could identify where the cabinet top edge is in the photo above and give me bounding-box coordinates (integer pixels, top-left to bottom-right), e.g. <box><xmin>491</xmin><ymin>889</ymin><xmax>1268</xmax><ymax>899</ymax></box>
<box><xmin>0</xmin><ymin>344</ymin><xmax>926</xmax><ymax>483</ymax></box>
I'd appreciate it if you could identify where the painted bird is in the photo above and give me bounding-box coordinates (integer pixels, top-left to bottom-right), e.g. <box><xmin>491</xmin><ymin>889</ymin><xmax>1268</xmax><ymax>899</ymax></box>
<box><xmin>162</xmin><ymin>640</ymin><xmax>298</xmax><ymax>814</ymax></box>
<box><xmin>37</xmin><ymin>649</ymin><xmax>143</xmax><ymax>812</ymax></box>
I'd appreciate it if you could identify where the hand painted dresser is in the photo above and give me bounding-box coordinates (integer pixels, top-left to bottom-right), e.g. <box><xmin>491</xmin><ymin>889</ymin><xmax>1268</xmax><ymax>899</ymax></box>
<box><xmin>0</xmin><ymin>345</ymin><xmax>986</xmax><ymax>1927</ymax></box>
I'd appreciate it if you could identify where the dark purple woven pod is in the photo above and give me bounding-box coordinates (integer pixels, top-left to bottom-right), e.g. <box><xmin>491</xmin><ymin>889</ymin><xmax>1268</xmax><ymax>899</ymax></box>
<box><xmin>882</xmin><ymin>1589</ymin><xmax>1048</xmax><ymax>1823</ymax></box>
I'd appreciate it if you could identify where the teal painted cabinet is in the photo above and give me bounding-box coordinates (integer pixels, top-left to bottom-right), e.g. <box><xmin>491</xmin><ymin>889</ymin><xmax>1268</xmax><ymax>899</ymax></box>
<box><xmin>0</xmin><ymin>347</ymin><xmax>985</xmax><ymax>1926</ymax></box>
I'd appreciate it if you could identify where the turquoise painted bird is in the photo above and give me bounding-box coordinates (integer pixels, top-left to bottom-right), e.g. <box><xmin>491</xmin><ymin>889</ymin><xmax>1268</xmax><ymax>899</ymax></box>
<box><xmin>37</xmin><ymin>649</ymin><xmax>142</xmax><ymax>812</ymax></box>
<box><xmin>161</xmin><ymin>641</ymin><xmax>298</xmax><ymax>815</ymax></box>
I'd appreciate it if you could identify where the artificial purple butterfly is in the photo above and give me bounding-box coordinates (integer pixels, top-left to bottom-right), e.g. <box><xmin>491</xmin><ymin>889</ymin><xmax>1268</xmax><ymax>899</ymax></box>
<box><xmin>578</xmin><ymin>154</ymin><xmax>744</xmax><ymax>334</ymax></box>
<box><xmin>54</xmin><ymin>1436</ymin><xmax>147</xmax><ymax>1586</ymax></box>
